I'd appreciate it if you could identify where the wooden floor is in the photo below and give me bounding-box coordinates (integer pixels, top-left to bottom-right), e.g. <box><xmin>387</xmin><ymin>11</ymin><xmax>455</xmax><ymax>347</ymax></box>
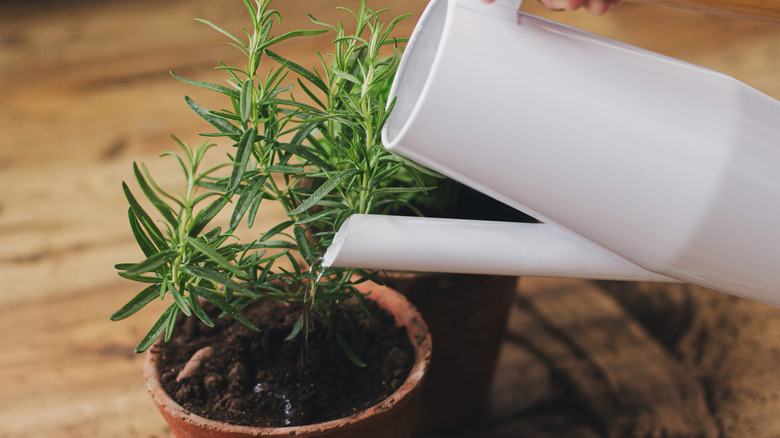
<box><xmin>1</xmin><ymin>1</ymin><xmax>779</xmax><ymax>437</ymax></box>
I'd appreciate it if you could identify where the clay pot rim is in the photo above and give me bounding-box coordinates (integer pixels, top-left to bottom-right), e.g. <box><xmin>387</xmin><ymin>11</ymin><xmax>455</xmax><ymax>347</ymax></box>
<box><xmin>143</xmin><ymin>281</ymin><xmax>432</xmax><ymax>436</ymax></box>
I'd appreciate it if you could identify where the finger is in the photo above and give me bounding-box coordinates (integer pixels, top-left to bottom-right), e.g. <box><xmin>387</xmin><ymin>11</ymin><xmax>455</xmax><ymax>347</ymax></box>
<box><xmin>538</xmin><ymin>0</ymin><xmax>585</xmax><ymax>11</ymax></box>
<box><xmin>583</xmin><ymin>0</ymin><xmax>613</xmax><ymax>15</ymax></box>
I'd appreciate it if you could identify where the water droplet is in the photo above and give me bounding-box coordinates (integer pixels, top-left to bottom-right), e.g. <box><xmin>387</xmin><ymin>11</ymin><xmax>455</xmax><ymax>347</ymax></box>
<box><xmin>283</xmin><ymin>395</ymin><xmax>293</xmax><ymax>426</ymax></box>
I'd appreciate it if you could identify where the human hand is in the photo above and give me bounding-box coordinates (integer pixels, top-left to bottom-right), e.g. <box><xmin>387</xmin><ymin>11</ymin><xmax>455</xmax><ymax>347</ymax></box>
<box><xmin>481</xmin><ymin>0</ymin><xmax>622</xmax><ymax>16</ymax></box>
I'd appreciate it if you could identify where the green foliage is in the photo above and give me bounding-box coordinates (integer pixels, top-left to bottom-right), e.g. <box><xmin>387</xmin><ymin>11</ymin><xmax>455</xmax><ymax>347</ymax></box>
<box><xmin>114</xmin><ymin>0</ymin><xmax>435</xmax><ymax>362</ymax></box>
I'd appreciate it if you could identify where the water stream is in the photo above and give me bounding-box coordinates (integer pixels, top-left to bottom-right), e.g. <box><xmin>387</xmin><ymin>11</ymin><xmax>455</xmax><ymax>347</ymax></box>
<box><xmin>253</xmin><ymin>258</ymin><xmax>327</xmax><ymax>427</ymax></box>
<box><xmin>300</xmin><ymin>257</ymin><xmax>326</xmax><ymax>371</ymax></box>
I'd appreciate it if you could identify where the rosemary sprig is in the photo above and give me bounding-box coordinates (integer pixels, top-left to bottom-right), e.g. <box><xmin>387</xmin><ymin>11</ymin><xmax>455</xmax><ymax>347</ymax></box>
<box><xmin>114</xmin><ymin>0</ymin><xmax>436</xmax><ymax>364</ymax></box>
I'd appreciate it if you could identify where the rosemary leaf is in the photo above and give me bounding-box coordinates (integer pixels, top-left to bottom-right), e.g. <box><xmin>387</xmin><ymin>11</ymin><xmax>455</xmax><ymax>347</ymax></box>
<box><xmin>240</xmin><ymin>79</ymin><xmax>253</xmax><ymax>124</ymax></box>
<box><xmin>189</xmin><ymin>196</ymin><xmax>229</xmax><ymax>237</ymax></box>
<box><xmin>184</xmin><ymin>265</ymin><xmax>254</xmax><ymax>298</ymax></box>
<box><xmin>166</xmin><ymin>282</ymin><xmax>192</xmax><ymax>317</ymax></box>
<box><xmin>123</xmin><ymin>249</ymin><xmax>178</xmax><ymax>276</ymax></box>
<box><xmin>189</xmin><ymin>285</ymin><xmax>260</xmax><ymax>332</ymax></box>
<box><xmin>127</xmin><ymin>208</ymin><xmax>158</xmax><ymax>258</ymax></box>
<box><xmin>184</xmin><ymin>96</ymin><xmax>241</xmax><ymax>137</ymax></box>
<box><xmin>335</xmin><ymin>333</ymin><xmax>367</xmax><ymax>368</ymax></box>
<box><xmin>135</xmin><ymin>304</ymin><xmax>177</xmax><ymax>353</ymax></box>
<box><xmin>184</xmin><ymin>236</ymin><xmax>244</xmax><ymax>277</ymax></box>
<box><xmin>111</xmin><ymin>284</ymin><xmax>161</xmax><ymax>321</ymax></box>
<box><xmin>231</xmin><ymin>174</ymin><xmax>267</xmax><ymax>229</ymax></box>
<box><xmin>288</xmin><ymin>169</ymin><xmax>361</xmax><ymax>216</ymax></box>
<box><xmin>133</xmin><ymin>163</ymin><xmax>178</xmax><ymax>227</ymax></box>
<box><xmin>266</xmin><ymin>50</ymin><xmax>329</xmax><ymax>93</ymax></box>
<box><xmin>171</xmin><ymin>72</ymin><xmax>240</xmax><ymax>99</ymax></box>
<box><xmin>188</xmin><ymin>287</ymin><xmax>215</xmax><ymax>328</ymax></box>
<box><xmin>293</xmin><ymin>225</ymin><xmax>314</xmax><ymax>265</ymax></box>
<box><xmin>228</xmin><ymin>127</ymin><xmax>257</xmax><ymax>193</ymax></box>
<box><xmin>122</xmin><ymin>183</ymin><xmax>166</xmax><ymax>250</ymax></box>
<box><xmin>284</xmin><ymin>315</ymin><xmax>305</xmax><ymax>341</ymax></box>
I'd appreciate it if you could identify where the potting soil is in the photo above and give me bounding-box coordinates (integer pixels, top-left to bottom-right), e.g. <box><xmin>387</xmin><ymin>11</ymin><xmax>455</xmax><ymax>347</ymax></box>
<box><xmin>154</xmin><ymin>297</ymin><xmax>414</xmax><ymax>427</ymax></box>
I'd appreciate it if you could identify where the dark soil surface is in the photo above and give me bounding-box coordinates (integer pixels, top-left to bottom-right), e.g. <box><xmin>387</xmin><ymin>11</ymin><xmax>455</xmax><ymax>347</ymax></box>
<box><xmin>154</xmin><ymin>297</ymin><xmax>414</xmax><ymax>428</ymax></box>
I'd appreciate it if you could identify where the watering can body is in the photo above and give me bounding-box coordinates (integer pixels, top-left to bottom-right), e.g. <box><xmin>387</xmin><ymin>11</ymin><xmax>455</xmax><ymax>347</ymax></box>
<box><xmin>325</xmin><ymin>0</ymin><xmax>780</xmax><ymax>306</ymax></box>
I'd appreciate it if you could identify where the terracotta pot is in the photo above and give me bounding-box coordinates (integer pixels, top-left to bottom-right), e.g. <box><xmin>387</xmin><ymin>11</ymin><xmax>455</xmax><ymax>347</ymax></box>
<box><xmin>144</xmin><ymin>282</ymin><xmax>432</xmax><ymax>438</ymax></box>
<box><xmin>384</xmin><ymin>272</ymin><xmax>518</xmax><ymax>434</ymax></box>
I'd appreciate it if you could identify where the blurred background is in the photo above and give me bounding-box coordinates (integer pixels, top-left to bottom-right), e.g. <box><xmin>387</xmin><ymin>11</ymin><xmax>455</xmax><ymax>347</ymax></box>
<box><xmin>1</xmin><ymin>1</ymin><xmax>779</xmax><ymax>437</ymax></box>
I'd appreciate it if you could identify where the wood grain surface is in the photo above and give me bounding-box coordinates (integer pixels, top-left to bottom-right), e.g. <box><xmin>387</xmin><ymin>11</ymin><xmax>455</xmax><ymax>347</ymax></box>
<box><xmin>1</xmin><ymin>1</ymin><xmax>778</xmax><ymax>437</ymax></box>
<box><xmin>626</xmin><ymin>0</ymin><xmax>780</xmax><ymax>23</ymax></box>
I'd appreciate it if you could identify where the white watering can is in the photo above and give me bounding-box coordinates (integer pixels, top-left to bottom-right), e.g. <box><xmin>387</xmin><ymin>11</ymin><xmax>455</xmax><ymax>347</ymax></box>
<box><xmin>323</xmin><ymin>0</ymin><xmax>780</xmax><ymax>306</ymax></box>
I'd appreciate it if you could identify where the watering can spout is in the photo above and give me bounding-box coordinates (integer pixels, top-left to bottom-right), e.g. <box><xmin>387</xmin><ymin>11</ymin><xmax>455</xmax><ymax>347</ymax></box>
<box><xmin>324</xmin><ymin>215</ymin><xmax>677</xmax><ymax>282</ymax></box>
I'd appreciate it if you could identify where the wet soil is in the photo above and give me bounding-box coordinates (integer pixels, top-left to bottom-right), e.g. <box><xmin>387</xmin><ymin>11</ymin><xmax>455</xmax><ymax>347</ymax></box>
<box><xmin>154</xmin><ymin>297</ymin><xmax>414</xmax><ymax>428</ymax></box>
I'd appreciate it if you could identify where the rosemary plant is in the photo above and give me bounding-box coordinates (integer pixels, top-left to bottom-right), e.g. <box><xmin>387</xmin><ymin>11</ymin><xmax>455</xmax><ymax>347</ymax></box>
<box><xmin>113</xmin><ymin>0</ymin><xmax>436</xmax><ymax>365</ymax></box>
